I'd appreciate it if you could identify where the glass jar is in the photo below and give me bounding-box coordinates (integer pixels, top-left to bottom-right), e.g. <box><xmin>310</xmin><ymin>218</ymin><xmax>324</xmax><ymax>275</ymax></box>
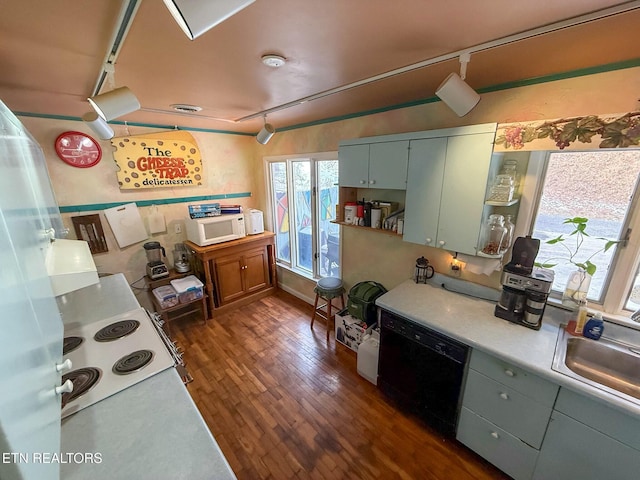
<box><xmin>500</xmin><ymin>214</ymin><xmax>515</xmax><ymax>253</ymax></box>
<box><xmin>487</xmin><ymin>174</ymin><xmax>515</xmax><ymax>202</ymax></box>
<box><xmin>481</xmin><ymin>214</ymin><xmax>507</xmax><ymax>256</ymax></box>
<box><xmin>500</xmin><ymin>159</ymin><xmax>521</xmax><ymax>190</ymax></box>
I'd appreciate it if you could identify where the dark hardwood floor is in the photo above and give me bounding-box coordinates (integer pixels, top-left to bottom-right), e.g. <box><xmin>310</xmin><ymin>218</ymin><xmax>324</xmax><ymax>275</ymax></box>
<box><xmin>171</xmin><ymin>291</ymin><xmax>510</xmax><ymax>480</ymax></box>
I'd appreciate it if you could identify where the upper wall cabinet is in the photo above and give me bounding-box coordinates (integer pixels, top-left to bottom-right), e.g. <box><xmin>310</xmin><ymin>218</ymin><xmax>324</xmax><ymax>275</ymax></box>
<box><xmin>403</xmin><ymin>131</ymin><xmax>496</xmax><ymax>255</ymax></box>
<box><xmin>339</xmin><ymin>140</ymin><xmax>409</xmax><ymax>189</ymax></box>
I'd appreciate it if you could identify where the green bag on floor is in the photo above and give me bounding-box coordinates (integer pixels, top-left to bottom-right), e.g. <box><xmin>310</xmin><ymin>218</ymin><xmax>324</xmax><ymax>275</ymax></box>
<box><xmin>347</xmin><ymin>281</ymin><xmax>387</xmax><ymax>326</ymax></box>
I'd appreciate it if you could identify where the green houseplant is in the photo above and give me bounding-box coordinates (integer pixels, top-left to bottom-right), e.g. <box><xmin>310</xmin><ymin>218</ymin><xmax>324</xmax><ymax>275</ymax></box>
<box><xmin>535</xmin><ymin>217</ymin><xmax>618</xmax><ymax>307</ymax></box>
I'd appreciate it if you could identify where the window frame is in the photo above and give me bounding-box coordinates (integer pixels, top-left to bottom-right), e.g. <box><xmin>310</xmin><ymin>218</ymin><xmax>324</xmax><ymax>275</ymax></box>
<box><xmin>263</xmin><ymin>151</ymin><xmax>339</xmax><ymax>280</ymax></box>
<box><xmin>524</xmin><ymin>149</ymin><xmax>640</xmax><ymax>323</ymax></box>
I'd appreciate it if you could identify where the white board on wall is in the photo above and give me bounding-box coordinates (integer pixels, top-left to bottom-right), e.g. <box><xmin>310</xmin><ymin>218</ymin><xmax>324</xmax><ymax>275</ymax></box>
<box><xmin>104</xmin><ymin>203</ymin><xmax>148</xmax><ymax>248</ymax></box>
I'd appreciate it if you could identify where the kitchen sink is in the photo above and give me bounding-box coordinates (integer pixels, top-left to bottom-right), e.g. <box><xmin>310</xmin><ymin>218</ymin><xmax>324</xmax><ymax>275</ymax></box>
<box><xmin>552</xmin><ymin>322</ymin><xmax>640</xmax><ymax>407</ymax></box>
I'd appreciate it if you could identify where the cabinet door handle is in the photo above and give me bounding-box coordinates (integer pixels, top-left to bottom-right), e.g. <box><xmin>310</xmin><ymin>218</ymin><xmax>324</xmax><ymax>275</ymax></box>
<box><xmin>490</xmin><ymin>431</ymin><xmax>499</xmax><ymax>439</ymax></box>
<box><xmin>504</xmin><ymin>369</ymin><xmax>516</xmax><ymax>377</ymax></box>
<box><xmin>499</xmin><ymin>392</ymin><xmax>509</xmax><ymax>401</ymax></box>
<box><xmin>359</xmin><ymin>180</ymin><xmax>366</xmax><ymax>185</ymax></box>
<box><xmin>425</xmin><ymin>238</ymin><xmax>432</xmax><ymax>244</ymax></box>
<box><xmin>369</xmin><ymin>180</ymin><xmax>376</xmax><ymax>185</ymax></box>
<box><xmin>438</xmin><ymin>240</ymin><xmax>446</xmax><ymax>246</ymax></box>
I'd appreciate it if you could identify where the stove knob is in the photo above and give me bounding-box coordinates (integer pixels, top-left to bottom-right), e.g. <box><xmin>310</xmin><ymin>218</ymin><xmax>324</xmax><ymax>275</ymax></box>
<box><xmin>56</xmin><ymin>358</ymin><xmax>73</xmax><ymax>372</ymax></box>
<box><xmin>55</xmin><ymin>379</ymin><xmax>74</xmax><ymax>396</ymax></box>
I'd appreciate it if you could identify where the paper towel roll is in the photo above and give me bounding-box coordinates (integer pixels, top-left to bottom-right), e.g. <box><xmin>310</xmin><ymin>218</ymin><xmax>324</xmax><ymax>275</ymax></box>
<box><xmin>458</xmin><ymin>253</ymin><xmax>502</xmax><ymax>276</ymax></box>
<box><xmin>371</xmin><ymin>208</ymin><xmax>382</xmax><ymax>228</ymax></box>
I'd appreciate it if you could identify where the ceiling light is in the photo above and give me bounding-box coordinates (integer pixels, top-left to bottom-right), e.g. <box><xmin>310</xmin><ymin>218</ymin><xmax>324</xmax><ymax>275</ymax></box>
<box><xmin>435</xmin><ymin>53</ymin><xmax>480</xmax><ymax>117</ymax></box>
<box><xmin>163</xmin><ymin>0</ymin><xmax>256</xmax><ymax>40</ymax></box>
<box><xmin>261</xmin><ymin>54</ymin><xmax>286</xmax><ymax>68</ymax></box>
<box><xmin>170</xmin><ymin>104</ymin><xmax>203</xmax><ymax>113</ymax></box>
<box><xmin>256</xmin><ymin>115</ymin><xmax>275</xmax><ymax>145</ymax></box>
<box><xmin>82</xmin><ymin>111</ymin><xmax>114</xmax><ymax>140</ymax></box>
<box><xmin>88</xmin><ymin>86</ymin><xmax>141</xmax><ymax>121</ymax></box>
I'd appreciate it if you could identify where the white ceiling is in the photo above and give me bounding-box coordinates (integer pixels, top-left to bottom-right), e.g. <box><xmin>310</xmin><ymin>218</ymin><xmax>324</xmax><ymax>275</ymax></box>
<box><xmin>1</xmin><ymin>0</ymin><xmax>639</xmax><ymax>135</ymax></box>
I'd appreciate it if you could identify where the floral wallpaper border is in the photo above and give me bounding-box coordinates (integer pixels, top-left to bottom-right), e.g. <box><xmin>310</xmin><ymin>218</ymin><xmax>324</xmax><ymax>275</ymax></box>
<box><xmin>494</xmin><ymin>111</ymin><xmax>640</xmax><ymax>152</ymax></box>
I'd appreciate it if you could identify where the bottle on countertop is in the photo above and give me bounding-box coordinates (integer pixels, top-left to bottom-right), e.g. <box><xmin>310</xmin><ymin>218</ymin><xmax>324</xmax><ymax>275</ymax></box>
<box><xmin>575</xmin><ymin>299</ymin><xmax>588</xmax><ymax>335</ymax></box>
<box><xmin>583</xmin><ymin>311</ymin><xmax>604</xmax><ymax>340</ymax></box>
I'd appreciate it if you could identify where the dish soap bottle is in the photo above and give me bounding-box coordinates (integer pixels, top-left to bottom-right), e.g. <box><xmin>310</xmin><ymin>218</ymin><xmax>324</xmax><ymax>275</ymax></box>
<box><xmin>583</xmin><ymin>312</ymin><xmax>604</xmax><ymax>340</ymax></box>
<box><xmin>574</xmin><ymin>299</ymin><xmax>588</xmax><ymax>335</ymax></box>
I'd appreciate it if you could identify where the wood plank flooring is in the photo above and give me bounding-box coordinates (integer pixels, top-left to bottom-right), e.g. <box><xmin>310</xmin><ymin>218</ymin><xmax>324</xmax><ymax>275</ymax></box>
<box><xmin>172</xmin><ymin>291</ymin><xmax>510</xmax><ymax>480</ymax></box>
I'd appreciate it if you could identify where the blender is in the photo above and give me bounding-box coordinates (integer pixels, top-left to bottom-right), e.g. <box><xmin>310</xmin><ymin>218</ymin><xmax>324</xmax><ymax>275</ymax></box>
<box><xmin>144</xmin><ymin>241</ymin><xmax>169</xmax><ymax>279</ymax></box>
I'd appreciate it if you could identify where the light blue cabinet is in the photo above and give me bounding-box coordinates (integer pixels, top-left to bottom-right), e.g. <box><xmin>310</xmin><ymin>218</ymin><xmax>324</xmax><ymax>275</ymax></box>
<box><xmin>0</xmin><ymin>101</ymin><xmax>64</xmax><ymax>480</ymax></box>
<box><xmin>403</xmin><ymin>137</ymin><xmax>446</xmax><ymax>246</ymax></box>
<box><xmin>403</xmin><ymin>132</ymin><xmax>495</xmax><ymax>254</ymax></box>
<box><xmin>533</xmin><ymin>388</ymin><xmax>640</xmax><ymax>480</ymax></box>
<box><xmin>338</xmin><ymin>141</ymin><xmax>408</xmax><ymax>189</ymax></box>
<box><xmin>457</xmin><ymin>349</ymin><xmax>559</xmax><ymax>480</ymax></box>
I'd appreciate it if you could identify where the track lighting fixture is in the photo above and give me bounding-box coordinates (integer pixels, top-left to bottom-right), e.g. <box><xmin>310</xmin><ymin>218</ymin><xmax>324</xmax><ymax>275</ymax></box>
<box><xmin>256</xmin><ymin>115</ymin><xmax>275</xmax><ymax>145</ymax></box>
<box><xmin>163</xmin><ymin>0</ymin><xmax>256</xmax><ymax>40</ymax></box>
<box><xmin>82</xmin><ymin>111</ymin><xmax>114</xmax><ymax>140</ymax></box>
<box><xmin>88</xmin><ymin>86</ymin><xmax>141</xmax><ymax>121</ymax></box>
<box><xmin>435</xmin><ymin>53</ymin><xmax>481</xmax><ymax>117</ymax></box>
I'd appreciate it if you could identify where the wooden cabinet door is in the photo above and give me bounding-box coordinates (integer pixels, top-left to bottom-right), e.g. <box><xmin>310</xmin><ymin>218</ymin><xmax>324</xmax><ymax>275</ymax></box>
<box><xmin>437</xmin><ymin>133</ymin><xmax>494</xmax><ymax>254</ymax></box>
<box><xmin>338</xmin><ymin>144</ymin><xmax>369</xmax><ymax>187</ymax></box>
<box><xmin>403</xmin><ymin>137</ymin><xmax>447</xmax><ymax>246</ymax></box>
<box><xmin>215</xmin><ymin>254</ymin><xmax>245</xmax><ymax>304</ymax></box>
<box><xmin>369</xmin><ymin>141</ymin><xmax>409</xmax><ymax>189</ymax></box>
<box><xmin>243</xmin><ymin>246</ymin><xmax>270</xmax><ymax>294</ymax></box>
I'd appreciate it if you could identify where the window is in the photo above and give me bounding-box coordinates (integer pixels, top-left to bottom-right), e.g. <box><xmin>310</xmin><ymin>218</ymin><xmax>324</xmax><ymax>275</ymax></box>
<box><xmin>266</xmin><ymin>154</ymin><xmax>340</xmax><ymax>278</ymax></box>
<box><xmin>529</xmin><ymin>150</ymin><xmax>640</xmax><ymax>315</ymax></box>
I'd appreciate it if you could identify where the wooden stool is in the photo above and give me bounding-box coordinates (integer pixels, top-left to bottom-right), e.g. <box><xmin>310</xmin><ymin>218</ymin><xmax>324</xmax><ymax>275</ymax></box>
<box><xmin>311</xmin><ymin>277</ymin><xmax>346</xmax><ymax>341</ymax></box>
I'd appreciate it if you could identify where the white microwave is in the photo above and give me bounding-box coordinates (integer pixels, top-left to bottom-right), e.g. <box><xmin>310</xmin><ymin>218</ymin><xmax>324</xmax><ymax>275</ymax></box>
<box><xmin>185</xmin><ymin>213</ymin><xmax>246</xmax><ymax>247</ymax></box>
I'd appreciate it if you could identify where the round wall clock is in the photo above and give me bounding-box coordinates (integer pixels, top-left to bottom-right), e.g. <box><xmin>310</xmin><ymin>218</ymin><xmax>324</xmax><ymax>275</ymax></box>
<box><xmin>54</xmin><ymin>131</ymin><xmax>102</xmax><ymax>168</ymax></box>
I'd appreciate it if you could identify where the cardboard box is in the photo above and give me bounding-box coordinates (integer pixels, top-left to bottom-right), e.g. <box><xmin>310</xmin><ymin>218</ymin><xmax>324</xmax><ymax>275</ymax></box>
<box><xmin>335</xmin><ymin>309</ymin><xmax>372</xmax><ymax>352</ymax></box>
<box><xmin>188</xmin><ymin>203</ymin><xmax>221</xmax><ymax>218</ymax></box>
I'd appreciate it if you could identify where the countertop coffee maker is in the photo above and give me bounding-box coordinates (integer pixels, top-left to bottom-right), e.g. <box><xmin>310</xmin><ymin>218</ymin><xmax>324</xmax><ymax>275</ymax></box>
<box><xmin>144</xmin><ymin>241</ymin><xmax>169</xmax><ymax>279</ymax></box>
<box><xmin>495</xmin><ymin>236</ymin><xmax>554</xmax><ymax>330</ymax></box>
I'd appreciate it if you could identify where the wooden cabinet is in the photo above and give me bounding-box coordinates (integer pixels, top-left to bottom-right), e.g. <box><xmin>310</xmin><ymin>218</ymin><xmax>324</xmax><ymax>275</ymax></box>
<box><xmin>457</xmin><ymin>349</ymin><xmax>559</xmax><ymax>480</ymax></box>
<box><xmin>185</xmin><ymin>232</ymin><xmax>277</xmax><ymax>315</ymax></box>
<box><xmin>403</xmin><ymin>132</ymin><xmax>495</xmax><ymax>255</ymax></box>
<box><xmin>339</xmin><ymin>140</ymin><xmax>409</xmax><ymax>189</ymax></box>
<box><xmin>215</xmin><ymin>246</ymin><xmax>270</xmax><ymax>304</ymax></box>
<box><xmin>533</xmin><ymin>388</ymin><xmax>640</xmax><ymax>480</ymax></box>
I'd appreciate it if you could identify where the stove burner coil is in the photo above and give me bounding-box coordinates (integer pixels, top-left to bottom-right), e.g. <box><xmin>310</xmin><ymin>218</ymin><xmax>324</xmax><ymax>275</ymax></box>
<box><xmin>112</xmin><ymin>350</ymin><xmax>154</xmax><ymax>375</ymax></box>
<box><xmin>61</xmin><ymin>367</ymin><xmax>101</xmax><ymax>408</ymax></box>
<box><xmin>93</xmin><ymin>320</ymin><xmax>140</xmax><ymax>342</ymax></box>
<box><xmin>63</xmin><ymin>336</ymin><xmax>84</xmax><ymax>355</ymax></box>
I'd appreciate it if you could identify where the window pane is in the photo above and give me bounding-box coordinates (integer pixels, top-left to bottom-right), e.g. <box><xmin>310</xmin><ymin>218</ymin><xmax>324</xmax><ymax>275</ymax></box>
<box><xmin>292</xmin><ymin>161</ymin><xmax>312</xmax><ymax>273</ymax></box>
<box><xmin>317</xmin><ymin>160</ymin><xmax>340</xmax><ymax>277</ymax></box>
<box><xmin>270</xmin><ymin>162</ymin><xmax>290</xmax><ymax>263</ymax></box>
<box><xmin>532</xmin><ymin>151</ymin><xmax>640</xmax><ymax>303</ymax></box>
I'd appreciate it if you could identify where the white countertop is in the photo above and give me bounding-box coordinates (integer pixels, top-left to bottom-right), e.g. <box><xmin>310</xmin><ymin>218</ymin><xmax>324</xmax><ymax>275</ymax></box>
<box><xmin>376</xmin><ymin>278</ymin><xmax>640</xmax><ymax>419</ymax></box>
<box><xmin>61</xmin><ymin>368</ymin><xmax>236</xmax><ymax>480</ymax></box>
<box><xmin>58</xmin><ymin>274</ymin><xmax>237</xmax><ymax>480</ymax></box>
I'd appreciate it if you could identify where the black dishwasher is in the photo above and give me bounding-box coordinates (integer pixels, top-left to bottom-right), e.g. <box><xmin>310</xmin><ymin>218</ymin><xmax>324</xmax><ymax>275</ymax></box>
<box><xmin>378</xmin><ymin>309</ymin><xmax>469</xmax><ymax>436</ymax></box>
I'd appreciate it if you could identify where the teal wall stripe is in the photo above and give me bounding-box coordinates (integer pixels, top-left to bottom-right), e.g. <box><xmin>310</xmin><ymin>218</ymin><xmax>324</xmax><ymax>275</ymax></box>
<box><xmin>59</xmin><ymin>192</ymin><xmax>252</xmax><ymax>213</ymax></box>
<box><xmin>17</xmin><ymin>57</ymin><xmax>640</xmax><ymax>135</ymax></box>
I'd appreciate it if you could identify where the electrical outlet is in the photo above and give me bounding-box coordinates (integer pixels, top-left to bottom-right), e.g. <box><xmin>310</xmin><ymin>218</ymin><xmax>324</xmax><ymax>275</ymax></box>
<box><xmin>174</xmin><ymin>223</ymin><xmax>182</xmax><ymax>234</ymax></box>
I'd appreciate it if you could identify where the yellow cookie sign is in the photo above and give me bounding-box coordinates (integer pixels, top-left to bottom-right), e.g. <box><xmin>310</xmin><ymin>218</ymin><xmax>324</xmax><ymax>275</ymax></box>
<box><xmin>111</xmin><ymin>131</ymin><xmax>203</xmax><ymax>189</ymax></box>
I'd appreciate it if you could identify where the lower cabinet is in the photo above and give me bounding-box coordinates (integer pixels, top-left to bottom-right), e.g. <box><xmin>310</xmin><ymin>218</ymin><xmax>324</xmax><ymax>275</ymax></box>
<box><xmin>458</xmin><ymin>349</ymin><xmax>640</xmax><ymax>480</ymax></box>
<box><xmin>457</xmin><ymin>349</ymin><xmax>559</xmax><ymax>480</ymax></box>
<box><xmin>185</xmin><ymin>233</ymin><xmax>277</xmax><ymax>315</ymax></box>
<box><xmin>215</xmin><ymin>246</ymin><xmax>270</xmax><ymax>304</ymax></box>
<box><xmin>533</xmin><ymin>389</ymin><xmax>640</xmax><ymax>480</ymax></box>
